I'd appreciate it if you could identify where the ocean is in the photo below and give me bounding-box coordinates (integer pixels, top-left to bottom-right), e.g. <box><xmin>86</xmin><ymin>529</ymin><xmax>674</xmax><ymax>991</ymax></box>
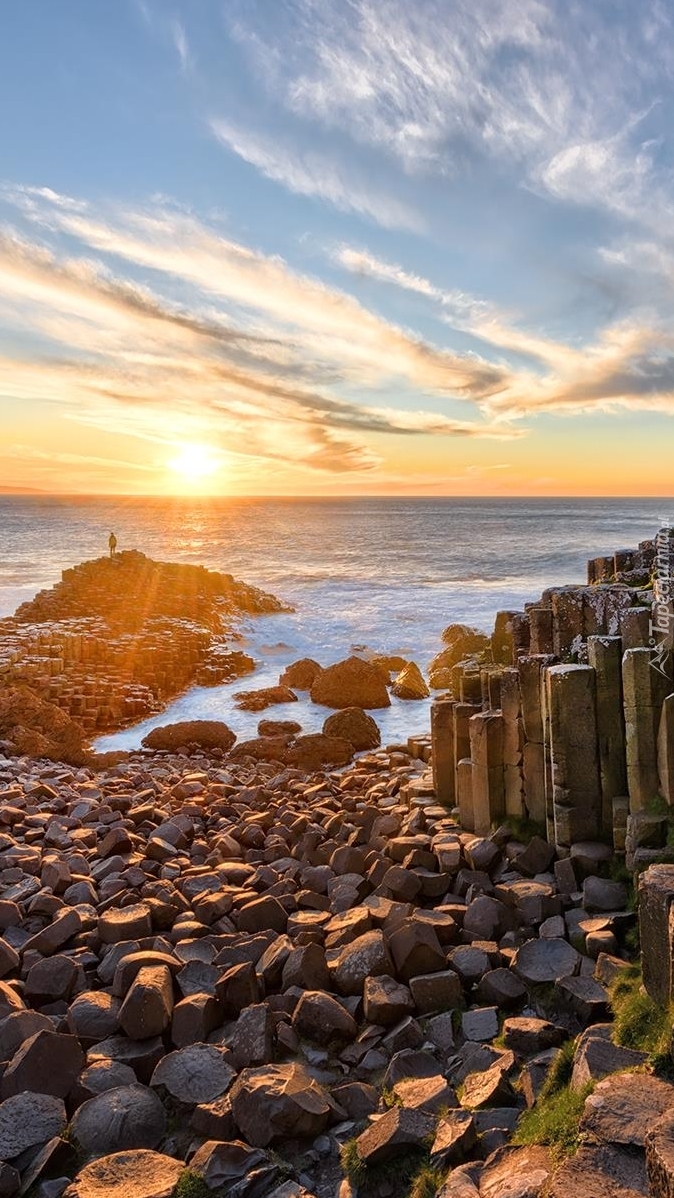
<box><xmin>1</xmin><ymin>496</ymin><xmax>670</xmax><ymax>751</ymax></box>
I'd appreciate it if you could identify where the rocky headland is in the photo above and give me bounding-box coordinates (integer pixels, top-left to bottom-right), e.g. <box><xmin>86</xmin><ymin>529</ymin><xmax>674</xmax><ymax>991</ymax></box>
<box><xmin>0</xmin><ymin>538</ymin><xmax>673</xmax><ymax>1198</ymax></box>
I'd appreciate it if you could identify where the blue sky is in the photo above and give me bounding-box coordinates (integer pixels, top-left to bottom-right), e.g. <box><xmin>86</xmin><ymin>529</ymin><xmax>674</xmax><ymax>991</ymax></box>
<box><xmin>1</xmin><ymin>0</ymin><xmax>674</xmax><ymax>494</ymax></box>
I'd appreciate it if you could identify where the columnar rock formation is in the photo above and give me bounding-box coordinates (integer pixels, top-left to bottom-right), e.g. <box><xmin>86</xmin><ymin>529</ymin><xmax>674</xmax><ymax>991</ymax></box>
<box><xmin>430</xmin><ymin>538</ymin><xmax>674</xmax><ymax>852</ymax></box>
<box><xmin>0</xmin><ymin>552</ymin><xmax>288</xmax><ymax>758</ymax></box>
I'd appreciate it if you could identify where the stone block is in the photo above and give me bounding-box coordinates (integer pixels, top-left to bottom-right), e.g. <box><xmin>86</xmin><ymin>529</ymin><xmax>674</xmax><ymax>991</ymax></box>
<box><xmin>457</xmin><ymin>758</ymin><xmax>474</xmax><ymax>833</ymax></box>
<box><xmin>522</xmin><ymin>741</ymin><xmax>546</xmax><ymax>827</ymax></box>
<box><xmin>658</xmin><ymin>694</ymin><xmax>674</xmax><ymax>805</ymax></box>
<box><xmin>529</xmin><ymin>607</ymin><xmax>554</xmax><ymax>656</ymax></box>
<box><xmin>638</xmin><ymin>864</ymin><xmax>674</xmax><ymax>1004</ymax></box>
<box><xmin>519</xmin><ymin>656</ymin><xmax>557</xmax><ymax>744</ymax></box>
<box><xmin>587</xmin><ymin>636</ymin><xmax>626</xmax><ymax>836</ymax></box>
<box><xmin>623</xmin><ymin>648</ymin><xmax>671</xmax><ymax>811</ymax></box>
<box><xmin>469</xmin><ymin>712</ymin><xmax>505</xmax><ymax>836</ymax></box>
<box><xmin>546</xmin><ymin>664</ymin><xmax>601</xmax><ymax>847</ymax></box>
<box><xmin>551</xmin><ymin>588</ymin><xmax>584</xmax><ymax>656</ymax></box>
<box><xmin>431</xmin><ymin>700</ymin><xmax>456</xmax><ymax>809</ymax></box>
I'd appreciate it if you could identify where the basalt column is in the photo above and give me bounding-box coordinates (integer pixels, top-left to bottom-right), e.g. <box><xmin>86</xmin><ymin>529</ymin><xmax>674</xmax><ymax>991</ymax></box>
<box><xmin>587</xmin><ymin>635</ymin><xmax>627</xmax><ymax>838</ymax></box>
<box><xmin>469</xmin><ymin>710</ymin><xmax>505</xmax><ymax>836</ymax></box>
<box><xmin>545</xmin><ymin>663</ymin><xmax>602</xmax><ymax>848</ymax></box>
<box><xmin>658</xmin><ymin>694</ymin><xmax>674</xmax><ymax>805</ymax></box>
<box><xmin>454</xmin><ymin>702</ymin><xmax>480</xmax><ymax>831</ymax></box>
<box><xmin>430</xmin><ymin>699</ymin><xmax>456</xmax><ymax>809</ymax></box>
<box><xmin>623</xmin><ymin>648</ymin><xmax>671</xmax><ymax>811</ymax></box>
<box><xmin>519</xmin><ymin>655</ymin><xmax>557</xmax><ymax>828</ymax></box>
<box><xmin>501</xmin><ymin>667</ymin><xmax>525</xmax><ymax>820</ymax></box>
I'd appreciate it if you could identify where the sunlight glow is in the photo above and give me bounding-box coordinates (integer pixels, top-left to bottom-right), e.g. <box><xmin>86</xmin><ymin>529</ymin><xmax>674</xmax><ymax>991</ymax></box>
<box><xmin>167</xmin><ymin>444</ymin><xmax>220</xmax><ymax>482</ymax></box>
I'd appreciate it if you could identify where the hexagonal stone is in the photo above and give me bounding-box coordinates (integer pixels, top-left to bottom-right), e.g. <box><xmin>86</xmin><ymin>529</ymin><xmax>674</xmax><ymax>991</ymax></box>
<box><xmin>513</xmin><ymin>938</ymin><xmax>580</xmax><ymax>984</ymax></box>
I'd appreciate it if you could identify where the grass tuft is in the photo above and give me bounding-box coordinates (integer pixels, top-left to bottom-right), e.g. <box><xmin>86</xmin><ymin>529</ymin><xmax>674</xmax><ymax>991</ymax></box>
<box><xmin>340</xmin><ymin>1140</ymin><xmax>439</xmax><ymax>1198</ymax></box>
<box><xmin>513</xmin><ymin>1081</ymin><xmax>591</xmax><ymax>1161</ymax></box>
<box><xmin>173</xmin><ymin>1171</ymin><xmax>211</xmax><ymax>1198</ymax></box>
<box><xmin>340</xmin><ymin>1137</ymin><xmax>367</xmax><ymax>1186</ymax></box>
<box><xmin>408</xmin><ymin>1164</ymin><xmax>444</xmax><ymax>1198</ymax></box>
<box><xmin>512</xmin><ymin>1037</ymin><xmax>590</xmax><ymax>1161</ymax></box>
<box><xmin>609</xmin><ymin>964</ymin><xmax>673</xmax><ymax>1059</ymax></box>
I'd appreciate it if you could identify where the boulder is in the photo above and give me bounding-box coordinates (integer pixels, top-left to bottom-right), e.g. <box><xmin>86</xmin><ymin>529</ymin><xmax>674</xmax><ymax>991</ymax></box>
<box><xmin>68</xmin><ymin>992</ymin><xmax>122</xmax><ymax>1045</ymax></box>
<box><xmin>118</xmin><ymin>965</ymin><xmax>174</xmax><ymax>1041</ymax></box>
<box><xmin>229</xmin><ymin>1063</ymin><xmax>335</xmax><ymax>1146</ymax></box>
<box><xmin>322</xmin><ymin>707</ymin><xmax>381</xmax><ymax>750</ymax></box>
<box><xmin>363</xmin><ymin>975</ymin><xmax>414</xmax><ymax>1025</ymax></box>
<box><xmin>189</xmin><ymin>1140</ymin><xmax>278</xmax><ymax>1191</ymax></box>
<box><xmin>581</xmin><ymin>1072</ymin><xmax>674</xmax><ymax>1148</ymax></box>
<box><xmin>647</xmin><ymin>1107</ymin><xmax>674</xmax><ymax>1198</ymax></box>
<box><xmin>63</xmin><ymin>1150</ymin><xmax>183</xmax><ymax>1198</ymax></box>
<box><xmin>69</xmin><ymin>1085</ymin><xmax>166</xmax><ymax>1158</ymax></box>
<box><xmin>547</xmin><ymin>1144</ymin><xmax>648</xmax><ymax>1198</ymax></box>
<box><xmin>141</xmin><ymin>720</ymin><xmax>236</xmax><ymax>753</ymax></box>
<box><xmin>279</xmin><ymin>658</ymin><xmax>322</xmax><ymax>689</ymax></box>
<box><xmin>441</xmin><ymin>624</ymin><xmax>490</xmax><ymax>658</ymax></box>
<box><xmin>391</xmin><ymin>662</ymin><xmax>430</xmax><ymax>701</ymax></box>
<box><xmin>310</xmin><ymin>656</ymin><xmax>391</xmax><ymax>710</ymax></box>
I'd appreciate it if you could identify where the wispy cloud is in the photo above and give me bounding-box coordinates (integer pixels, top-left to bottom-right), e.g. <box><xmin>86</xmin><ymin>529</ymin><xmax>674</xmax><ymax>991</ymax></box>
<box><xmin>210</xmin><ymin>120</ymin><xmax>422</xmax><ymax>231</ymax></box>
<box><xmin>228</xmin><ymin>0</ymin><xmax>674</xmax><ymax>234</ymax></box>
<box><xmin>171</xmin><ymin>19</ymin><xmax>191</xmax><ymax>72</ymax></box>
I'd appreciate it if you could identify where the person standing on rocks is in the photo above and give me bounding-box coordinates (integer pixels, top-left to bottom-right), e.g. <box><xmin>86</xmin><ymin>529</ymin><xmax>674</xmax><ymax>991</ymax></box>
<box><xmin>108</xmin><ymin>531</ymin><xmax>117</xmax><ymax>558</ymax></box>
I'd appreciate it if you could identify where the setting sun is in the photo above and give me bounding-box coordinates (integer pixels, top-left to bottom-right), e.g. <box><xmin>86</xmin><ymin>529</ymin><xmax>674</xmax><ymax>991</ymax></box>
<box><xmin>167</xmin><ymin>444</ymin><xmax>219</xmax><ymax>482</ymax></box>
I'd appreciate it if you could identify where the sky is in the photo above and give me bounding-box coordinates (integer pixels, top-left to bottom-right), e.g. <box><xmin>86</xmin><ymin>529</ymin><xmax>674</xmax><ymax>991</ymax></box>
<box><xmin>1</xmin><ymin>1</ymin><xmax>674</xmax><ymax>496</ymax></box>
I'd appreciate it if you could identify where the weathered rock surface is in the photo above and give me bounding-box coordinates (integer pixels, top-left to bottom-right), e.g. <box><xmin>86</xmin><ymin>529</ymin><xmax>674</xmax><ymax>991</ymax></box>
<box><xmin>229</xmin><ymin>1063</ymin><xmax>335</xmax><ymax>1146</ymax></box>
<box><xmin>322</xmin><ymin>706</ymin><xmax>381</xmax><ymax>749</ymax></box>
<box><xmin>310</xmin><ymin>656</ymin><xmax>391</xmax><ymax>709</ymax></box>
<box><xmin>63</xmin><ymin>1150</ymin><xmax>184</xmax><ymax>1198</ymax></box>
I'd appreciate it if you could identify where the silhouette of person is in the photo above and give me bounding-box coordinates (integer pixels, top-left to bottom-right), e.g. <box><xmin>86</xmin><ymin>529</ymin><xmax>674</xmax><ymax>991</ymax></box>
<box><xmin>108</xmin><ymin>531</ymin><xmax>117</xmax><ymax>558</ymax></box>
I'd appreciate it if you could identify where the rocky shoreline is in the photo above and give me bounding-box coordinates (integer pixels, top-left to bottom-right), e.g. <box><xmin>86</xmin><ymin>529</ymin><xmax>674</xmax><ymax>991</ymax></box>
<box><xmin>0</xmin><ymin>540</ymin><xmax>673</xmax><ymax>1198</ymax></box>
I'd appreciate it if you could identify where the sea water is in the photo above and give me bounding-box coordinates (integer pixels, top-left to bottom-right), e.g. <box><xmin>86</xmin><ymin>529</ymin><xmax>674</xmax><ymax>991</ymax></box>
<box><xmin>0</xmin><ymin>495</ymin><xmax>670</xmax><ymax>749</ymax></box>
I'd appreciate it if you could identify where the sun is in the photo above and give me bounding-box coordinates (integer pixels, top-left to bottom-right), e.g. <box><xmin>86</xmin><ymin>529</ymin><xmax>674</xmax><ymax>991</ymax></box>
<box><xmin>167</xmin><ymin>444</ymin><xmax>219</xmax><ymax>482</ymax></box>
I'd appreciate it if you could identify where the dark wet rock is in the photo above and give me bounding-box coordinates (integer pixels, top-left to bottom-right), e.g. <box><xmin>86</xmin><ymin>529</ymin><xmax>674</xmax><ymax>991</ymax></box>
<box><xmin>142</xmin><ymin>720</ymin><xmax>236</xmax><ymax>753</ymax></box>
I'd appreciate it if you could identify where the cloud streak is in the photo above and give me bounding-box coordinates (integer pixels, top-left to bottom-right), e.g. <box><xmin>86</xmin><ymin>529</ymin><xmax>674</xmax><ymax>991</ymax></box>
<box><xmin>0</xmin><ymin>192</ymin><xmax>525</xmax><ymax>486</ymax></box>
<box><xmin>210</xmin><ymin>120</ymin><xmax>422</xmax><ymax>232</ymax></box>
